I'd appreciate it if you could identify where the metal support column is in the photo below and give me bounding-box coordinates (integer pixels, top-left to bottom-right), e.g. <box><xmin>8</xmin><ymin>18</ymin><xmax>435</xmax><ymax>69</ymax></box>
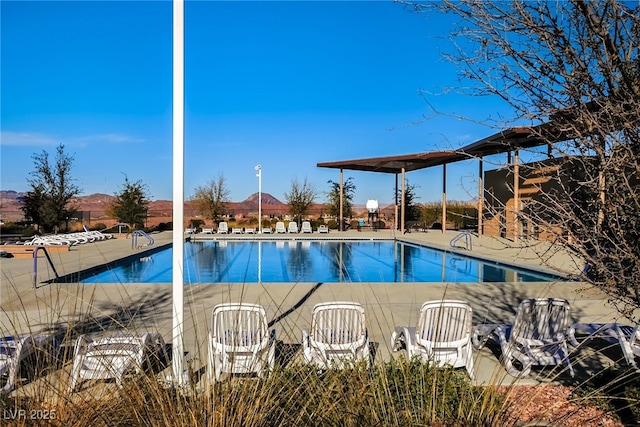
<box><xmin>442</xmin><ymin>164</ymin><xmax>447</xmax><ymax>234</ymax></box>
<box><xmin>339</xmin><ymin>169</ymin><xmax>344</xmax><ymax>232</ymax></box>
<box><xmin>401</xmin><ymin>167</ymin><xmax>406</xmax><ymax>233</ymax></box>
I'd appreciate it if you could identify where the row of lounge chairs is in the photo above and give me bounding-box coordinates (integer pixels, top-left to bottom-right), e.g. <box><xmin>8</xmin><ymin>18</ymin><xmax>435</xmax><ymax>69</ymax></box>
<box><xmin>196</xmin><ymin>221</ymin><xmax>330</xmax><ymax>235</ymax></box>
<box><xmin>4</xmin><ymin>298</ymin><xmax>639</xmax><ymax>393</ymax></box>
<box><xmin>17</xmin><ymin>228</ymin><xmax>112</xmax><ymax>246</ymax></box>
<box><xmin>207</xmin><ymin>298</ymin><xmax>639</xmax><ymax>381</ymax></box>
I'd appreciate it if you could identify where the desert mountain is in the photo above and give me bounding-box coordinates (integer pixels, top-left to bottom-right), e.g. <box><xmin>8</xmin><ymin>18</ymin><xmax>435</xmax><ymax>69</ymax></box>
<box><xmin>0</xmin><ymin>191</ymin><xmax>377</xmax><ymax>223</ymax></box>
<box><xmin>1</xmin><ymin>191</ymin><xmax>290</xmax><ymax>221</ymax></box>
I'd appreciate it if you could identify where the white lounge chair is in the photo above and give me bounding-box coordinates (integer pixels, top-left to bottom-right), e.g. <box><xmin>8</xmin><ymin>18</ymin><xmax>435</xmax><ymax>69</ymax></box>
<box><xmin>318</xmin><ymin>225</ymin><xmax>329</xmax><ymax>234</ymax></box>
<box><xmin>275</xmin><ymin>222</ymin><xmax>286</xmax><ymax>234</ymax></box>
<box><xmin>262</xmin><ymin>226</ymin><xmax>272</xmax><ymax>234</ymax></box>
<box><xmin>569</xmin><ymin>323</ymin><xmax>640</xmax><ymax>370</ymax></box>
<box><xmin>472</xmin><ymin>298</ymin><xmax>574</xmax><ymax>377</ymax></box>
<box><xmin>185</xmin><ymin>227</ymin><xmax>196</xmax><ymax>234</ymax></box>
<box><xmin>218</xmin><ymin>222</ymin><xmax>228</xmax><ymax>234</ymax></box>
<box><xmin>0</xmin><ymin>334</ymin><xmax>55</xmax><ymax>395</ymax></box>
<box><xmin>208</xmin><ymin>303</ymin><xmax>275</xmax><ymax>382</ymax></box>
<box><xmin>24</xmin><ymin>235</ymin><xmax>74</xmax><ymax>246</ymax></box>
<box><xmin>69</xmin><ymin>332</ymin><xmax>166</xmax><ymax>391</ymax></box>
<box><xmin>231</xmin><ymin>227</ymin><xmax>243</xmax><ymax>234</ymax></box>
<box><xmin>202</xmin><ymin>227</ymin><xmax>214</xmax><ymax>234</ymax></box>
<box><xmin>391</xmin><ymin>300</ymin><xmax>475</xmax><ymax>379</ymax></box>
<box><xmin>302</xmin><ymin>302</ymin><xmax>370</xmax><ymax>370</ymax></box>
<box><xmin>83</xmin><ymin>225</ymin><xmax>113</xmax><ymax>240</ymax></box>
<box><xmin>245</xmin><ymin>227</ymin><xmax>255</xmax><ymax>234</ymax></box>
<box><xmin>301</xmin><ymin>221</ymin><xmax>312</xmax><ymax>233</ymax></box>
<box><xmin>288</xmin><ymin>222</ymin><xmax>299</xmax><ymax>233</ymax></box>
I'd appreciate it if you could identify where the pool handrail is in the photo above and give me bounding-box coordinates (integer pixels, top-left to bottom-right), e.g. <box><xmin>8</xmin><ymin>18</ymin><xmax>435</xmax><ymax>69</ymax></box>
<box><xmin>450</xmin><ymin>232</ymin><xmax>472</xmax><ymax>251</ymax></box>
<box><xmin>131</xmin><ymin>230</ymin><xmax>154</xmax><ymax>250</ymax></box>
<box><xmin>33</xmin><ymin>246</ymin><xmax>60</xmax><ymax>287</ymax></box>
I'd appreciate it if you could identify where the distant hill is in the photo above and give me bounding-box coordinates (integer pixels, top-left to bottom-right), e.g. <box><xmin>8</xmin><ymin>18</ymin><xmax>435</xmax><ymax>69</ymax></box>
<box><xmin>0</xmin><ymin>190</ymin><xmax>23</xmax><ymax>201</ymax></box>
<box><xmin>0</xmin><ymin>190</ymin><xmax>388</xmax><ymax>222</ymax></box>
<box><xmin>243</xmin><ymin>193</ymin><xmax>283</xmax><ymax>206</ymax></box>
<box><xmin>0</xmin><ymin>191</ymin><xmax>290</xmax><ymax>221</ymax></box>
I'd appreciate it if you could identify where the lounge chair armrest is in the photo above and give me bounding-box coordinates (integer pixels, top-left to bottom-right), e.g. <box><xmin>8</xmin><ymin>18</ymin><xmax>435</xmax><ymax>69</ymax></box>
<box><xmin>74</xmin><ymin>334</ymin><xmax>93</xmax><ymax>356</ymax></box>
<box><xmin>391</xmin><ymin>326</ymin><xmax>415</xmax><ymax>352</ymax></box>
<box><xmin>568</xmin><ymin>322</ymin><xmax>615</xmax><ymax>347</ymax></box>
<box><xmin>630</xmin><ymin>325</ymin><xmax>640</xmax><ymax>348</ymax></box>
<box><xmin>567</xmin><ymin>324</ymin><xmax>579</xmax><ymax>347</ymax></box>
<box><xmin>472</xmin><ymin>324</ymin><xmax>500</xmax><ymax>350</ymax></box>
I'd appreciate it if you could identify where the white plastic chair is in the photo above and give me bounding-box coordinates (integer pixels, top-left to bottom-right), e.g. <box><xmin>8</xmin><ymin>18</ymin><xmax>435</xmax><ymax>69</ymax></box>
<box><xmin>69</xmin><ymin>332</ymin><xmax>166</xmax><ymax>391</ymax></box>
<box><xmin>218</xmin><ymin>222</ymin><xmax>228</xmax><ymax>234</ymax></box>
<box><xmin>318</xmin><ymin>225</ymin><xmax>329</xmax><ymax>234</ymax></box>
<box><xmin>288</xmin><ymin>222</ymin><xmax>299</xmax><ymax>233</ymax></box>
<box><xmin>208</xmin><ymin>303</ymin><xmax>276</xmax><ymax>382</ymax></box>
<box><xmin>0</xmin><ymin>334</ymin><xmax>55</xmax><ymax>395</ymax></box>
<box><xmin>473</xmin><ymin>298</ymin><xmax>574</xmax><ymax>378</ymax></box>
<box><xmin>301</xmin><ymin>221</ymin><xmax>313</xmax><ymax>233</ymax></box>
<box><xmin>275</xmin><ymin>222</ymin><xmax>286</xmax><ymax>234</ymax></box>
<box><xmin>391</xmin><ymin>300</ymin><xmax>475</xmax><ymax>379</ymax></box>
<box><xmin>302</xmin><ymin>302</ymin><xmax>370</xmax><ymax>369</ymax></box>
<box><xmin>569</xmin><ymin>323</ymin><xmax>640</xmax><ymax>370</ymax></box>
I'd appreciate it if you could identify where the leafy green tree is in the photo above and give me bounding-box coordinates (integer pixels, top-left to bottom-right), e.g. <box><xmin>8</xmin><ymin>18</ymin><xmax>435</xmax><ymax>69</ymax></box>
<box><xmin>408</xmin><ymin>0</ymin><xmax>640</xmax><ymax>316</ymax></box>
<box><xmin>325</xmin><ymin>177</ymin><xmax>356</xmax><ymax>219</ymax></box>
<box><xmin>21</xmin><ymin>184</ymin><xmax>46</xmax><ymax>231</ymax></box>
<box><xmin>21</xmin><ymin>144</ymin><xmax>80</xmax><ymax>233</ymax></box>
<box><xmin>395</xmin><ymin>180</ymin><xmax>420</xmax><ymax>225</ymax></box>
<box><xmin>191</xmin><ymin>175</ymin><xmax>230</xmax><ymax>222</ymax></box>
<box><xmin>285</xmin><ymin>177</ymin><xmax>317</xmax><ymax>224</ymax></box>
<box><xmin>108</xmin><ymin>176</ymin><xmax>150</xmax><ymax>230</ymax></box>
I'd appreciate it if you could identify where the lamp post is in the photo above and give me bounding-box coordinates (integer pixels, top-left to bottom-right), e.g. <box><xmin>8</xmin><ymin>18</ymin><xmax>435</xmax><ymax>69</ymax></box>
<box><xmin>255</xmin><ymin>165</ymin><xmax>262</xmax><ymax>234</ymax></box>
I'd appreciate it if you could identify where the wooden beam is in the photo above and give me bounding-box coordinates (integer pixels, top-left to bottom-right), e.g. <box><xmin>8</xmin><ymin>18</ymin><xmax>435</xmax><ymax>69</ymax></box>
<box><xmin>513</xmin><ymin>150</ymin><xmax>519</xmax><ymax>243</ymax></box>
<box><xmin>478</xmin><ymin>157</ymin><xmax>483</xmax><ymax>236</ymax></box>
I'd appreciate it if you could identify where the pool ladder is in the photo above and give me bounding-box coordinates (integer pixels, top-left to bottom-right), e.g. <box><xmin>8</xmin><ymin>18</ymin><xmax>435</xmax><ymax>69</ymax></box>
<box><xmin>450</xmin><ymin>232</ymin><xmax>473</xmax><ymax>251</ymax></box>
<box><xmin>131</xmin><ymin>230</ymin><xmax>154</xmax><ymax>250</ymax></box>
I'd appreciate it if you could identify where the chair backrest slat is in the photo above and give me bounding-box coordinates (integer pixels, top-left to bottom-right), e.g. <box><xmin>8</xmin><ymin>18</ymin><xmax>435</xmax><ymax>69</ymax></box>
<box><xmin>417</xmin><ymin>301</ymin><xmax>471</xmax><ymax>343</ymax></box>
<box><xmin>512</xmin><ymin>298</ymin><xmax>570</xmax><ymax>341</ymax></box>
<box><xmin>213</xmin><ymin>304</ymin><xmax>267</xmax><ymax>347</ymax></box>
<box><xmin>312</xmin><ymin>303</ymin><xmax>365</xmax><ymax>345</ymax></box>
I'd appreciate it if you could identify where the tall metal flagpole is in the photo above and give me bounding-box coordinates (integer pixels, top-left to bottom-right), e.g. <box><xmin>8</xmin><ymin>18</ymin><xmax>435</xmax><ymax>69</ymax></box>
<box><xmin>172</xmin><ymin>0</ymin><xmax>186</xmax><ymax>388</ymax></box>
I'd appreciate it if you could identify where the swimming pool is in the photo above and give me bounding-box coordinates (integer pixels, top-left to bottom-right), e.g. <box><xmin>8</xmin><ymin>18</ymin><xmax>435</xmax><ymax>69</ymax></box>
<box><xmin>79</xmin><ymin>240</ymin><xmax>565</xmax><ymax>284</ymax></box>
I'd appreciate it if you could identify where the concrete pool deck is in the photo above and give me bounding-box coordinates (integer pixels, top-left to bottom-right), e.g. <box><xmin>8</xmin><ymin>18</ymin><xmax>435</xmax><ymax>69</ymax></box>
<box><xmin>0</xmin><ymin>229</ymin><xmax>626</xmax><ymax>388</ymax></box>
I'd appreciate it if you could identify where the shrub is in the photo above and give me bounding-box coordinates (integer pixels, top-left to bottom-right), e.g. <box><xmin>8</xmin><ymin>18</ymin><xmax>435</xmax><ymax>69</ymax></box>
<box><xmin>190</xmin><ymin>219</ymin><xmax>204</xmax><ymax>230</ymax></box>
<box><xmin>155</xmin><ymin>222</ymin><xmax>169</xmax><ymax>232</ymax></box>
<box><xmin>573</xmin><ymin>366</ymin><xmax>640</xmax><ymax>424</ymax></box>
<box><xmin>0</xmin><ymin>222</ymin><xmax>36</xmax><ymax>237</ymax></box>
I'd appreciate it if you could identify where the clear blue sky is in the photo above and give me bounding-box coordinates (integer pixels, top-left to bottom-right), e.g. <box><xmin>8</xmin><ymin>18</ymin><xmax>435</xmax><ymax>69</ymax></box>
<box><xmin>2</xmin><ymin>0</ymin><xmax>515</xmax><ymax>205</ymax></box>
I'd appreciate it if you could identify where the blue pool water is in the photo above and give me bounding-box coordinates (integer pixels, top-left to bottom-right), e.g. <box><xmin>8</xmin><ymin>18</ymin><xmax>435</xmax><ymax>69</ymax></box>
<box><xmin>79</xmin><ymin>240</ymin><xmax>564</xmax><ymax>284</ymax></box>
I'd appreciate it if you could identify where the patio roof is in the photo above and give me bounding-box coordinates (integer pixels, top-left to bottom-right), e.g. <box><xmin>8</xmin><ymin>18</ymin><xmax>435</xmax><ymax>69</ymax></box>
<box><xmin>317</xmin><ymin>125</ymin><xmax>559</xmax><ymax>174</ymax></box>
<box><xmin>316</xmin><ymin>150</ymin><xmax>467</xmax><ymax>174</ymax></box>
